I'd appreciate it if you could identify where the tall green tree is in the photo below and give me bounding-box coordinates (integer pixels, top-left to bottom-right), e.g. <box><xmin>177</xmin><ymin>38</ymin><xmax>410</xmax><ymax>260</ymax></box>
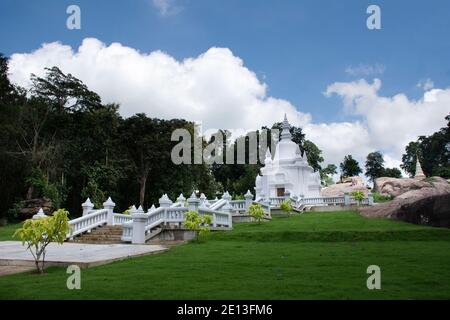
<box><xmin>365</xmin><ymin>151</ymin><xmax>385</xmax><ymax>182</ymax></box>
<box><xmin>401</xmin><ymin>115</ymin><xmax>449</xmax><ymax>178</ymax></box>
<box><xmin>383</xmin><ymin>167</ymin><xmax>402</xmax><ymax>178</ymax></box>
<box><xmin>340</xmin><ymin>155</ymin><xmax>362</xmax><ymax>178</ymax></box>
<box><xmin>303</xmin><ymin>140</ymin><xmax>323</xmax><ymax>171</ymax></box>
<box><xmin>401</xmin><ymin>142</ymin><xmax>421</xmax><ymax>178</ymax></box>
<box><xmin>320</xmin><ymin>164</ymin><xmax>337</xmax><ymax>186</ymax></box>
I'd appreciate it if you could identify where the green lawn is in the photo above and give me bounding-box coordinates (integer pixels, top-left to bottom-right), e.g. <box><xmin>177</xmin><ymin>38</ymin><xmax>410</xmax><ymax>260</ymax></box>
<box><xmin>1</xmin><ymin>211</ymin><xmax>450</xmax><ymax>299</ymax></box>
<box><xmin>0</xmin><ymin>222</ymin><xmax>21</xmax><ymax>241</ymax></box>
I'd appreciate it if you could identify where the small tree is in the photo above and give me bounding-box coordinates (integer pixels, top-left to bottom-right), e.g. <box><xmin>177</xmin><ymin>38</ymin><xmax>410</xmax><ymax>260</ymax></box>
<box><xmin>280</xmin><ymin>199</ymin><xmax>293</xmax><ymax>216</ymax></box>
<box><xmin>248</xmin><ymin>204</ymin><xmax>265</xmax><ymax>224</ymax></box>
<box><xmin>350</xmin><ymin>190</ymin><xmax>365</xmax><ymax>205</ymax></box>
<box><xmin>340</xmin><ymin>155</ymin><xmax>362</xmax><ymax>178</ymax></box>
<box><xmin>183</xmin><ymin>211</ymin><xmax>212</xmax><ymax>240</ymax></box>
<box><xmin>365</xmin><ymin>151</ymin><xmax>385</xmax><ymax>182</ymax></box>
<box><xmin>14</xmin><ymin>209</ymin><xmax>70</xmax><ymax>274</ymax></box>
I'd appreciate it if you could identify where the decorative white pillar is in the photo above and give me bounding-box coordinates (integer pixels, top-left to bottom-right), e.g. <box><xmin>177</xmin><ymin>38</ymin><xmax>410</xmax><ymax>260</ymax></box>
<box><xmin>159</xmin><ymin>194</ymin><xmax>172</xmax><ymax>208</ymax></box>
<box><xmin>222</xmin><ymin>191</ymin><xmax>232</xmax><ymax>202</ymax></box>
<box><xmin>103</xmin><ymin>197</ymin><xmax>115</xmax><ymax>225</ymax></box>
<box><xmin>368</xmin><ymin>193</ymin><xmax>374</xmax><ymax>206</ymax></box>
<box><xmin>244</xmin><ymin>190</ymin><xmax>253</xmax><ymax>211</ymax></box>
<box><xmin>131</xmin><ymin>206</ymin><xmax>147</xmax><ymax>244</ymax></box>
<box><xmin>187</xmin><ymin>192</ymin><xmax>200</xmax><ymax>211</ymax></box>
<box><xmin>176</xmin><ymin>193</ymin><xmax>186</xmax><ymax>205</ymax></box>
<box><xmin>82</xmin><ymin>198</ymin><xmax>94</xmax><ymax>216</ymax></box>
<box><xmin>344</xmin><ymin>193</ymin><xmax>350</xmax><ymax>206</ymax></box>
<box><xmin>32</xmin><ymin>208</ymin><xmax>46</xmax><ymax>220</ymax></box>
<box><xmin>199</xmin><ymin>193</ymin><xmax>207</xmax><ymax>207</ymax></box>
<box><xmin>147</xmin><ymin>204</ymin><xmax>156</xmax><ymax>213</ymax></box>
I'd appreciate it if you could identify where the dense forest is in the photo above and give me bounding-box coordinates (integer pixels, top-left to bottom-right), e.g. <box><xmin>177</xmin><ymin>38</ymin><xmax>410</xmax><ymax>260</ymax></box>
<box><xmin>0</xmin><ymin>54</ymin><xmax>328</xmax><ymax>219</ymax></box>
<box><xmin>1</xmin><ymin>54</ymin><xmax>448</xmax><ymax>221</ymax></box>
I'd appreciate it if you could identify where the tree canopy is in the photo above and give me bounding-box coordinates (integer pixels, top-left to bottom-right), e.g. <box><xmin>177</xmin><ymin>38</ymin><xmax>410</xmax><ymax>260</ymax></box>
<box><xmin>401</xmin><ymin>115</ymin><xmax>449</xmax><ymax>178</ymax></box>
<box><xmin>340</xmin><ymin>155</ymin><xmax>362</xmax><ymax>178</ymax></box>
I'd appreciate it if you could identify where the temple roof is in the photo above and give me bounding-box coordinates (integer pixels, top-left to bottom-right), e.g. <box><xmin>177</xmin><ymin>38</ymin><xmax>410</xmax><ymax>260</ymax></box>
<box><xmin>273</xmin><ymin>115</ymin><xmax>299</xmax><ymax>162</ymax></box>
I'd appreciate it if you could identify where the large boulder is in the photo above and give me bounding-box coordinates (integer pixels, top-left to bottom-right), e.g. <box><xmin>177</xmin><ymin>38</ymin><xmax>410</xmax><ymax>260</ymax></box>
<box><xmin>359</xmin><ymin>193</ymin><xmax>450</xmax><ymax>228</ymax></box>
<box><xmin>359</xmin><ymin>177</ymin><xmax>450</xmax><ymax>227</ymax></box>
<box><xmin>321</xmin><ymin>176</ymin><xmax>368</xmax><ymax>197</ymax></box>
<box><xmin>373</xmin><ymin>176</ymin><xmax>450</xmax><ymax>197</ymax></box>
<box><xmin>18</xmin><ymin>198</ymin><xmax>54</xmax><ymax>220</ymax></box>
<box><xmin>395</xmin><ymin>194</ymin><xmax>450</xmax><ymax>228</ymax></box>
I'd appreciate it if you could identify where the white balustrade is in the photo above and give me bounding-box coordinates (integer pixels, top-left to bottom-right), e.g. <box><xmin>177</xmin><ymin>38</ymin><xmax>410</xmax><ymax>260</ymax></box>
<box><xmin>68</xmin><ymin>208</ymin><xmax>109</xmax><ymax>239</ymax></box>
<box><xmin>113</xmin><ymin>213</ymin><xmax>133</xmax><ymax>225</ymax></box>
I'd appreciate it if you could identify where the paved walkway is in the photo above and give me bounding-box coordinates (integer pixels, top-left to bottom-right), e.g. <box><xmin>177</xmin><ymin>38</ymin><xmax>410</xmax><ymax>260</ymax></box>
<box><xmin>0</xmin><ymin>241</ymin><xmax>168</xmax><ymax>273</ymax></box>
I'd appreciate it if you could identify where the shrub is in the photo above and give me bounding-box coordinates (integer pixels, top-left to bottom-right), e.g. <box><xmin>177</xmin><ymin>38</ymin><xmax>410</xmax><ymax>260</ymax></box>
<box><xmin>14</xmin><ymin>209</ymin><xmax>70</xmax><ymax>273</ymax></box>
<box><xmin>280</xmin><ymin>199</ymin><xmax>293</xmax><ymax>215</ymax></box>
<box><xmin>373</xmin><ymin>192</ymin><xmax>394</xmax><ymax>203</ymax></box>
<box><xmin>248</xmin><ymin>204</ymin><xmax>265</xmax><ymax>224</ymax></box>
<box><xmin>350</xmin><ymin>190</ymin><xmax>365</xmax><ymax>205</ymax></box>
<box><xmin>183</xmin><ymin>211</ymin><xmax>212</xmax><ymax>240</ymax></box>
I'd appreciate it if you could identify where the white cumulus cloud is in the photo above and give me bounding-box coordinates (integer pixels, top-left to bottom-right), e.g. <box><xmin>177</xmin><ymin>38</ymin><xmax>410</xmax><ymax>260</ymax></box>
<box><xmin>7</xmin><ymin>39</ymin><xmax>449</xmax><ymax>174</ymax></box>
<box><xmin>323</xmin><ymin>78</ymin><xmax>449</xmax><ymax>170</ymax></box>
<box><xmin>8</xmin><ymin>38</ymin><xmax>310</xmax><ymax>136</ymax></box>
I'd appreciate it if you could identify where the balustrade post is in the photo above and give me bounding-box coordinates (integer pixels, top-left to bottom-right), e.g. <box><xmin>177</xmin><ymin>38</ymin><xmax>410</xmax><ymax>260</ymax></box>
<box><xmin>187</xmin><ymin>192</ymin><xmax>200</xmax><ymax>211</ymax></box>
<box><xmin>159</xmin><ymin>194</ymin><xmax>173</xmax><ymax>208</ymax></box>
<box><xmin>103</xmin><ymin>197</ymin><xmax>116</xmax><ymax>225</ymax></box>
<box><xmin>368</xmin><ymin>193</ymin><xmax>374</xmax><ymax>206</ymax></box>
<box><xmin>32</xmin><ymin>208</ymin><xmax>46</xmax><ymax>220</ymax></box>
<box><xmin>82</xmin><ymin>198</ymin><xmax>94</xmax><ymax>216</ymax></box>
<box><xmin>176</xmin><ymin>193</ymin><xmax>186</xmax><ymax>206</ymax></box>
<box><xmin>222</xmin><ymin>191</ymin><xmax>232</xmax><ymax>202</ymax></box>
<box><xmin>244</xmin><ymin>190</ymin><xmax>253</xmax><ymax>211</ymax></box>
<box><xmin>199</xmin><ymin>193</ymin><xmax>207</xmax><ymax>207</ymax></box>
<box><xmin>131</xmin><ymin>206</ymin><xmax>147</xmax><ymax>244</ymax></box>
<box><xmin>344</xmin><ymin>193</ymin><xmax>350</xmax><ymax>206</ymax></box>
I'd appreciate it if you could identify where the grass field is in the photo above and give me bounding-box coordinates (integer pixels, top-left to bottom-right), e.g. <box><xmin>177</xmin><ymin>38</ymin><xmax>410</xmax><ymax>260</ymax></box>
<box><xmin>0</xmin><ymin>222</ymin><xmax>21</xmax><ymax>241</ymax></box>
<box><xmin>1</xmin><ymin>211</ymin><xmax>450</xmax><ymax>299</ymax></box>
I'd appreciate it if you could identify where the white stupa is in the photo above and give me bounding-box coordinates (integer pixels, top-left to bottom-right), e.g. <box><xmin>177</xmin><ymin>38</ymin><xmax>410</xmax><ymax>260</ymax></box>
<box><xmin>414</xmin><ymin>157</ymin><xmax>426</xmax><ymax>180</ymax></box>
<box><xmin>255</xmin><ymin>115</ymin><xmax>321</xmax><ymax>199</ymax></box>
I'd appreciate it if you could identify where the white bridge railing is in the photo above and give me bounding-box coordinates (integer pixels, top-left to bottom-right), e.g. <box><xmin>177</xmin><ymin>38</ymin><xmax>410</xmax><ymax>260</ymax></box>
<box><xmin>229</xmin><ymin>200</ymin><xmax>246</xmax><ymax>213</ymax></box>
<box><xmin>120</xmin><ymin>204</ymin><xmax>232</xmax><ymax>243</ymax></box>
<box><xmin>265</xmin><ymin>193</ymin><xmax>373</xmax><ymax>209</ymax></box>
<box><xmin>113</xmin><ymin>213</ymin><xmax>132</xmax><ymax>225</ymax></box>
<box><xmin>65</xmin><ymin>190</ymin><xmax>373</xmax><ymax>243</ymax></box>
<box><xmin>67</xmin><ymin>208</ymin><xmax>109</xmax><ymax>239</ymax></box>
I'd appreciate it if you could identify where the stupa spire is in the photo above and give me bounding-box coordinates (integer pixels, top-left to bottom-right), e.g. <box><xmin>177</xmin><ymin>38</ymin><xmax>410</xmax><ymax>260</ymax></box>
<box><xmin>414</xmin><ymin>156</ymin><xmax>426</xmax><ymax>180</ymax></box>
<box><xmin>280</xmin><ymin>114</ymin><xmax>292</xmax><ymax>141</ymax></box>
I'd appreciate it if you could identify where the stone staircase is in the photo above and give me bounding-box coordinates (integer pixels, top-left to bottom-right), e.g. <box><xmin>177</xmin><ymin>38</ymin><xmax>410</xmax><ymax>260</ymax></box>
<box><xmin>70</xmin><ymin>225</ymin><xmax>124</xmax><ymax>244</ymax></box>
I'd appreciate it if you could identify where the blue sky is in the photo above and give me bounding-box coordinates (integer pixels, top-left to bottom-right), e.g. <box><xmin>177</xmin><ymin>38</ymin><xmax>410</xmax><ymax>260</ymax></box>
<box><xmin>1</xmin><ymin>0</ymin><xmax>449</xmax><ymax>168</ymax></box>
<box><xmin>2</xmin><ymin>0</ymin><xmax>450</xmax><ymax>122</ymax></box>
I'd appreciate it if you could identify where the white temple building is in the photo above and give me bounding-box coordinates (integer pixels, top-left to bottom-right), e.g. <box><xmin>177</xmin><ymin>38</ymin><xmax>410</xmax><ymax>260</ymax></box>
<box><xmin>255</xmin><ymin>115</ymin><xmax>321</xmax><ymax>199</ymax></box>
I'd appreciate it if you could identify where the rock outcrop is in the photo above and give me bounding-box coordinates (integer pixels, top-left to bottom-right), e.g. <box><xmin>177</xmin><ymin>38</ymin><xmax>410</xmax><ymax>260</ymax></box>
<box><xmin>321</xmin><ymin>176</ymin><xmax>368</xmax><ymax>197</ymax></box>
<box><xmin>394</xmin><ymin>194</ymin><xmax>450</xmax><ymax>228</ymax></box>
<box><xmin>18</xmin><ymin>198</ymin><xmax>53</xmax><ymax>220</ymax></box>
<box><xmin>375</xmin><ymin>177</ymin><xmax>430</xmax><ymax>197</ymax></box>
<box><xmin>359</xmin><ymin>177</ymin><xmax>450</xmax><ymax>228</ymax></box>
